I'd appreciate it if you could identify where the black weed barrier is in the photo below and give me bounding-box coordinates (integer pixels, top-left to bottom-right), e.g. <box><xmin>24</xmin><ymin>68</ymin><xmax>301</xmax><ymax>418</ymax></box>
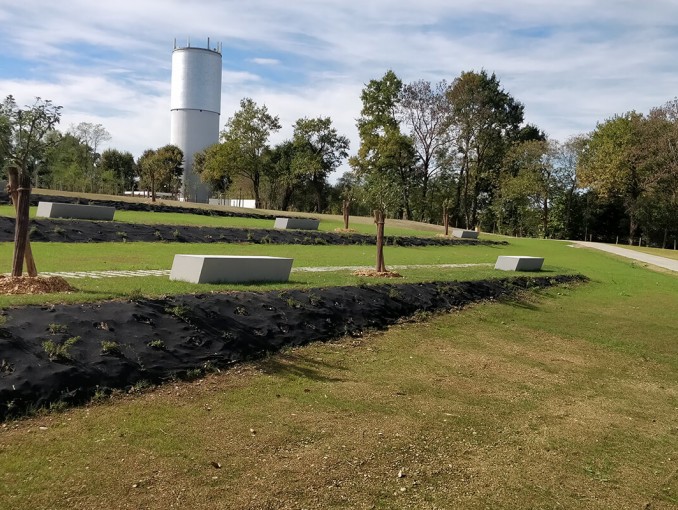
<box><xmin>0</xmin><ymin>216</ymin><xmax>507</xmax><ymax>247</ymax></box>
<box><xmin>0</xmin><ymin>274</ymin><xmax>586</xmax><ymax>420</ymax></box>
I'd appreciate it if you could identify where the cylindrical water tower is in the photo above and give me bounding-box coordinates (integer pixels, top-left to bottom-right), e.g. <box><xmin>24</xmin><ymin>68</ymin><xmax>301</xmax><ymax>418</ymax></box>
<box><xmin>170</xmin><ymin>39</ymin><xmax>222</xmax><ymax>203</ymax></box>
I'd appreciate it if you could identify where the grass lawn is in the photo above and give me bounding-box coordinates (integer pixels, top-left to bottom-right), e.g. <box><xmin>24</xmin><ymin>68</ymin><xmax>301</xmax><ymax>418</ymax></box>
<box><xmin>620</xmin><ymin>244</ymin><xmax>678</xmax><ymax>261</ymax></box>
<box><xmin>0</xmin><ymin>198</ymin><xmax>677</xmax><ymax>508</ymax></box>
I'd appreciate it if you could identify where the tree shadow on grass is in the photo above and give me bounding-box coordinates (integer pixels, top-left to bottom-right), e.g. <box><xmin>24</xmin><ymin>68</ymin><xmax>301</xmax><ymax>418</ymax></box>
<box><xmin>257</xmin><ymin>349</ymin><xmax>347</xmax><ymax>383</ymax></box>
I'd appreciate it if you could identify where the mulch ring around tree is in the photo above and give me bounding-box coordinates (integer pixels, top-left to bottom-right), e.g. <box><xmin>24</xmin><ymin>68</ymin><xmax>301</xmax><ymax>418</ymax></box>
<box><xmin>0</xmin><ymin>274</ymin><xmax>587</xmax><ymax>420</ymax></box>
<box><xmin>0</xmin><ymin>275</ymin><xmax>75</xmax><ymax>295</ymax></box>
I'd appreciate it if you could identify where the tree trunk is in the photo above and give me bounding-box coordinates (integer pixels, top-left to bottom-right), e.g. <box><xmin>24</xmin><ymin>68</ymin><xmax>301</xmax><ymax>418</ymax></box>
<box><xmin>12</xmin><ymin>172</ymin><xmax>33</xmax><ymax>277</ymax></box>
<box><xmin>342</xmin><ymin>199</ymin><xmax>350</xmax><ymax>230</ymax></box>
<box><xmin>7</xmin><ymin>168</ymin><xmax>37</xmax><ymax>277</ymax></box>
<box><xmin>374</xmin><ymin>210</ymin><xmax>386</xmax><ymax>273</ymax></box>
<box><xmin>542</xmin><ymin>195</ymin><xmax>549</xmax><ymax>238</ymax></box>
<box><xmin>443</xmin><ymin>204</ymin><xmax>449</xmax><ymax>236</ymax></box>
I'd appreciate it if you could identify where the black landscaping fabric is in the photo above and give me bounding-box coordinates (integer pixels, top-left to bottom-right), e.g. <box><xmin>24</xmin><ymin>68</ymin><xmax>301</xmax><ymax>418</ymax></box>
<box><xmin>0</xmin><ymin>215</ymin><xmax>505</xmax><ymax>247</ymax></box>
<box><xmin>0</xmin><ymin>274</ymin><xmax>586</xmax><ymax>420</ymax></box>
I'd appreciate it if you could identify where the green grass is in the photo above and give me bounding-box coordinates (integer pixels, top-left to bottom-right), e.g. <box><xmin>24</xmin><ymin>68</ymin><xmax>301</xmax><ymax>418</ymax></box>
<box><xmin>0</xmin><ymin>234</ymin><xmax>676</xmax><ymax>508</ymax></box>
<box><xmin>620</xmin><ymin>243</ymin><xmax>678</xmax><ymax>261</ymax></box>
<box><xmin>0</xmin><ymin>205</ymin><xmax>440</xmax><ymax>237</ymax></box>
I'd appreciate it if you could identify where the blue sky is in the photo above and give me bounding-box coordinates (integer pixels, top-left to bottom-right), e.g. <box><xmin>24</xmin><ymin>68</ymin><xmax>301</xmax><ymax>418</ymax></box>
<box><xmin>2</xmin><ymin>0</ymin><xmax>677</xmax><ymax>179</ymax></box>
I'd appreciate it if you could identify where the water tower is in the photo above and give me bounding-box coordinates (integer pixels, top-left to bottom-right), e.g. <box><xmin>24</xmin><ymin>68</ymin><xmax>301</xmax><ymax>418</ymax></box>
<box><xmin>170</xmin><ymin>38</ymin><xmax>222</xmax><ymax>202</ymax></box>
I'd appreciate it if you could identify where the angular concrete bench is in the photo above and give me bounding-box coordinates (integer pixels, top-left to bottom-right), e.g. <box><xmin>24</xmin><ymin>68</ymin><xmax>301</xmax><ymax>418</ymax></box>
<box><xmin>169</xmin><ymin>255</ymin><xmax>294</xmax><ymax>284</ymax></box>
<box><xmin>494</xmin><ymin>256</ymin><xmax>544</xmax><ymax>272</ymax></box>
<box><xmin>274</xmin><ymin>217</ymin><xmax>320</xmax><ymax>230</ymax></box>
<box><xmin>451</xmin><ymin>228</ymin><xmax>479</xmax><ymax>239</ymax></box>
<box><xmin>36</xmin><ymin>201</ymin><xmax>115</xmax><ymax>221</ymax></box>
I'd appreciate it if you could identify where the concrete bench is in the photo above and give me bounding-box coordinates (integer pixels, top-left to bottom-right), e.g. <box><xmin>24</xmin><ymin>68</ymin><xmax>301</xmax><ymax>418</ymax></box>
<box><xmin>495</xmin><ymin>256</ymin><xmax>544</xmax><ymax>272</ymax></box>
<box><xmin>36</xmin><ymin>201</ymin><xmax>115</xmax><ymax>221</ymax></box>
<box><xmin>169</xmin><ymin>255</ymin><xmax>294</xmax><ymax>284</ymax></box>
<box><xmin>274</xmin><ymin>217</ymin><xmax>320</xmax><ymax>230</ymax></box>
<box><xmin>451</xmin><ymin>228</ymin><xmax>479</xmax><ymax>239</ymax></box>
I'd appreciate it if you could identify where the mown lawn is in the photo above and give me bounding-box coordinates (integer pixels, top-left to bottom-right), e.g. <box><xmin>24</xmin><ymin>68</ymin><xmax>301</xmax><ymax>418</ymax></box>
<box><xmin>0</xmin><ymin>212</ymin><xmax>676</xmax><ymax>508</ymax></box>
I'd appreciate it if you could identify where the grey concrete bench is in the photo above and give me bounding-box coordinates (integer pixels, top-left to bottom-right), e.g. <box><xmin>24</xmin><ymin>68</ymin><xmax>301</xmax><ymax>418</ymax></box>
<box><xmin>169</xmin><ymin>255</ymin><xmax>294</xmax><ymax>284</ymax></box>
<box><xmin>36</xmin><ymin>201</ymin><xmax>115</xmax><ymax>221</ymax></box>
<box><xmin>451</xmin><ymin>228</ymin><xmax>479</xmax><ymax>239</ymax></box>
<box><xmin>274</xmin><ymin>217</ymin><xmax>320</xmax><ymax>230</ymax></box>
<box><xmin>494</xmin><ymin>256</ymin><xmax>544</xmax><ymax>272</ymax></box>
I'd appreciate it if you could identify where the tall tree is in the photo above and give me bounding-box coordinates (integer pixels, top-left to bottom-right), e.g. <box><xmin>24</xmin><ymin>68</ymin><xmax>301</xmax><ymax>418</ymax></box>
<box><xmin>68</xmin><ymin>122</ymin><xmax>111</xmax><ymax>192</ymax></box>
<box><xmin>192</xmin><ymin>143</ymin><xmax>233</xmax><ymax>196</ymax></box>
<box><xmin>0</xmin><ymin>95</ymin><xmax>61</xmax><ymax>276</ymax></box>
<box><xmin>137</xmin><ymin>145</ymin><xmax>183</xmax><ymax>202</ymax></box>
<box><xmin>447</xmin><ymin>70</ymin><xmax>524</xmax><ymax>229</ymax></box>
<box><xmin>577</xmin><ymin>112</ymin><xmax>645</xmax><ymax>243</ymax></box>
<box><xmin>219</xmin><ymin>98</ymin><xmax>281</xmax><ymax>208</ymax></box>
<box><xmin>398</xmin><ymin>79</ymin><xmax>453</xmax><ymax>220</ymax></box>
<box><xmin>291</xmin><ymin>117</ymin><xmax>349</xmax><ymax>212</ymax></box>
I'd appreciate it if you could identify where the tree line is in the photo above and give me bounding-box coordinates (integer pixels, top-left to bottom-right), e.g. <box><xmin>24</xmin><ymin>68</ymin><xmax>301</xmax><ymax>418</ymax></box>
<box><xmin>3</xmin><ymin>70</ymin><xmax>678</xmax><ymax>250</ymax></box>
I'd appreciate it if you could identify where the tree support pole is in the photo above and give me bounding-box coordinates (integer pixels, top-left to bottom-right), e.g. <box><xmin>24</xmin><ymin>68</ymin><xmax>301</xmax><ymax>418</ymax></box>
<box><xmin>374</xmin><ymin>209</ymin><xmax>386</xmax><ymax>273</ymax></box>
<box><xmin>7</xmin><ymin>167</ymin><xmax>37</xmax><ymax>277</ymax></box>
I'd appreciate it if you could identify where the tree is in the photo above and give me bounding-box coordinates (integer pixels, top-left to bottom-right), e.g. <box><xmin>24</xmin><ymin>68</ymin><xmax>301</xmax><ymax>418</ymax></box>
<box><xmin>99</xmin><ymin>148</ymin><xmax>136</xmax><ymax>194</ymax></box>
<box><xmin>193</xmin><ymin>143</ymin><xmax>233</xmax><ymax>196</ymax></box>
<box><xmin>68</xmin><ymin>122</ymin><xmax>111</xmax><ymax>192</ymax></box>
<box><xmin>219</xmin><ymin>98</ymin><xmax>281</xmax><ymax>208</ymax></box>
<box><xmin>291</xmin><ymin>117</ymin><xmax>349</xmax><ymax>212</ymax></box>
<box><xmin>137</xmin><ymin>145</ymin><xmax>183</xmax><ymax>202</ymax></box>
<box><xmin>447</xmin><ymin>70</ymin><xmax>524</xmax><ymax>229</ymax></box>
<box><xmin>264</xmin><ymin>141</ymin><xmax>299</xmax><ymax>211</ymax></box>
<box><xmin>577</xmin><ymin>112</ymin><xmax>645</xmax><ymax>243</ymax></box>
<box><xmin>398</xmin><ymin>79</ymin><xmax>453</xmax><ymax>220</ymax></box>
<box><xmin>0</xmin><ymin>95</ymin><xmax>61</xmax><ymax>276</ymax></box>
<box><xmin>352</xmin><ymin>71</ymin><xmax>416</xmax><ymax>272</ymax></box>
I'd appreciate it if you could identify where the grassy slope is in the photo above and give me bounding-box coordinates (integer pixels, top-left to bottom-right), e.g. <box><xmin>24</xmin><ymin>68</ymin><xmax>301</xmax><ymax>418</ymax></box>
<box><xmin>0</xmin><ymin>236</ymin><xmax>676</xmax><ymax>508</ymax></box>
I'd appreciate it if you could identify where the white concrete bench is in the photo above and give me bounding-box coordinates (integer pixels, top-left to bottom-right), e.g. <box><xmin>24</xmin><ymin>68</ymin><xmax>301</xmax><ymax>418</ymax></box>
<box><xmin>274</xmin><ymin>217</ymin><xmax>320</xmax><ymax>230</ymax></box>
<box><xmin>36</xmin><ymin>201</ymin><xmax>115</xmax><ymax>221</ymax></box>
<box><xmin>451</xmin><ymin>228</ymin><xmax>479</xmax><ymax>239</ymax></box>
<box><xmin>169</xmin><ymin>255</ymin><xmax>294</xmax><ymax>284</ymax></box>
<box><xmin>495</xmin><ymin>256</ymin><xmax>544</xmax><ymax>272</ymax></box>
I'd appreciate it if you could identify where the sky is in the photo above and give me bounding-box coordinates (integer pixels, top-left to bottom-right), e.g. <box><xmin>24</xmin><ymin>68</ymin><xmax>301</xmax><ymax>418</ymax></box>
<box><xmin>1</xmin><ymin>0</ymin><xmax>677</xmax><ymax>181</ymax></box>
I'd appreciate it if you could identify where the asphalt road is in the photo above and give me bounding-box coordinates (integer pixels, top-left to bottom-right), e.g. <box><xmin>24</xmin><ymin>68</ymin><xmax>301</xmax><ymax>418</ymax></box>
<box><xmin>573</xmin><ymin>241</ymin><xmax>678</xmax><ymax>273</ymax></box>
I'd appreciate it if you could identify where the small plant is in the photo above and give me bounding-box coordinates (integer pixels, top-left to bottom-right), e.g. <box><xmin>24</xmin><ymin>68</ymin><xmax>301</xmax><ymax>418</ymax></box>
<box><xmin>234</xmin><ymin>305</ymin><xmax>249</xmax><ymax>316</ymax></box>
<box><xmin>0</xmin><ymin>315</ymin><xmax>7</xmax><ymax>326</ymax></box>
<box><xmin>391</xmin><ymin>237</ymin><xmax>400</xmax><ymax>246</ymax></box>
<box><xmin>314</xmin><ymin>237</ymin><xmax>328</xmax><ymax>245</ymax></box>
<box><xmin>53</xmin><ymin>226</ymin><xmax>65</xmax><ymax>235</ymax></box>
<box><xmin>29</xmin><ymin>225</ymin><xmax>39</xmax><ymax>237</ymax></box>
<box><xmin>172</xmin><ymin>229</ymin><xmax>182</xmax><ymax>240</ymax></box>
<box><xmin>91</xmin><ymin>386</ymin><xmax>109</xmax><ymax>403</ymax></box>
<box><xmin>260</xmin><ymin>234</ymin><xmax>271</xmax><ymax>244</ymax></box>
<box><xmin>128</xmin><ymin>288</ymin><xmax>144</xmax><ymax>301</ymax></box>
<box><xmin>129</xmin><ymin>380</ymin><xmax>152</xmax><ymax>393</ymax></box>
<box><xmin>166</xmin><ymin>304</ymin><xmax>190</xmax><ymax>320</ymax></box>
<box><xmin>154</xmin><ymin>229</ymin><xmax>163</xmax><ymax>240</ymax></box>
<box><xmin>48</xmin><ymin>400</ymin><xmax>68</xmax><ymax>412</ymax></box>
<box><xmin>286</xmin><ymin>297</ymin><xmax>302</xmax><ymax>309</ymax></box>
<box><xmin>48</xmin><ymin>323</ymin><xmax>68</xmax><ymax>335</ymax></box>
<box><xmin>116</xmin><ymin>231</ymin><xmax>128</xmax><ymax>240</ymax></box>
<box><xmin>100</xmin><ymin>340</ymin><xmax>122</xmax><ymax>356</ymax></box>
<box><xmin>246</xmin><ymin>231</ymin><xmax>254</xmax><ymax>242</ymax></box>
<box><xmin>184</xmin><ymin>367</ymin><xmax>203</xmax><ymax>381</ymax></box>
<box><xmin>147</xmin><ymin>339</ymin><xmax>165</xmax><ymax>349</ymax></box>
<box><xmin>388</xmin><ymin>287</ymin><xmax>401</xmax><ymax>299</ymax></box>
<box><xmin>308</xmin><ymin>293</ymin><xmax>322</xmax><ymax>306</ymax></box>
<box><xmin>42</xmin><ymin>336</ymin><xmax>80</xmax><ymax>362</ymax></box>
<box><xmin>0</xmin><ymin>359</ymin><xmax>14</xmax><ymax>375</ymax></box>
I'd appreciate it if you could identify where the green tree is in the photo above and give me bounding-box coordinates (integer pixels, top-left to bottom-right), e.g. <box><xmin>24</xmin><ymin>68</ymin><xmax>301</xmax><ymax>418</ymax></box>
<box><xmin>398</xmin><ymin>79</ymin><xmax>453</xmax><ymax>220</ymax></box>
<box><xmin>218</xmin><ymin>98</ymin><xmax>281</xmax><ymax>208</ymax></box>
<box><xmin>137</xmin><ymin>144</ymin><xmax>183</xmax><ymax>202</ymax></box>
<box><xmin>99</xmin><ymin>148</ymin><xmax>136</xmax><ymax>194</ymax></box>
<box><xmin>264</xmin><ymin>140</ymin><xmax>299</xmax><ymax>211</ymax></box>
<box><xmin>447</xmin><ymin>70</ymin><xmax>524</xmax><ymax>229</ymax></box>
<box><xmin>577</xmin><ymin>112</ymin><xmax>645</xmax><ymax>243</ymax></box>
<box><xmin>291</xmin><ymin>117</ymin><xmax>349</xmax><ymax>212</ymax></box>
<box><xmin>192</xmin><ymin>143</ymin><xmax>233</xmax><ymax>196</ymax></box>
<box><xmin>0</xmin><ymin>95</ymin><xmax>61</xmax><ymax>276</ymax></box>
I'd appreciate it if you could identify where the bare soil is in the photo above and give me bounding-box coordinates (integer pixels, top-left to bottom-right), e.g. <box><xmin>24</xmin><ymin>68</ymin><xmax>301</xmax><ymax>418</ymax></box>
<box><xmin>0</xmin><ymin>275</ymin><xmax>75</xmax><ymax>295</ymax></box>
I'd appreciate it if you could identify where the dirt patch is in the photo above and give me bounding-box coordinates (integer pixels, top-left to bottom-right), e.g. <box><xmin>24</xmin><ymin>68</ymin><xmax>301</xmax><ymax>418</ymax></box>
<box><xmin>0</xmin><ymin>274</ymin><xmax>586</xmax><ymax>420</ymax></box>
<box><xmin>0</xmin><ymin>275</ymin><xmax>75</xmax><ymax>295</ymax></box>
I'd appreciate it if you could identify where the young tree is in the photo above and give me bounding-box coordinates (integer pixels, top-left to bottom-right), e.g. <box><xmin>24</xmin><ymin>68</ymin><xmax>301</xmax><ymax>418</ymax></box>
<box><xmin>137</xmin><ymin>145</ymin><xmax>183</xmax><ymax>202</ymax></box>
<box><xmin>0</xmin><ymin>95</ymin><xmax>61</xmax><ymax>276</ymax></box>
<box><xmin>192</xmin><ymin>143</ymin><xmax>233</xmax><ymax>196</ymax></box>
<box><xmin>291</xmin><ymin>117</ymin><xmax>350</xmax><ymax>212</ymax></box>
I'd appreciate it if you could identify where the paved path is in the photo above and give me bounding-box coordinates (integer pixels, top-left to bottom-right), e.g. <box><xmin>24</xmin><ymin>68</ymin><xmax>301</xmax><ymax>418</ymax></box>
<box><xmin>35</xmin><ymin>263</ymin><xmax>492</xmax><ymax>280</ymax></box>
<box><xmin>573</xmin><ymin>241</ymin><xmax>678</xmax><ymax>273</ymax></box>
